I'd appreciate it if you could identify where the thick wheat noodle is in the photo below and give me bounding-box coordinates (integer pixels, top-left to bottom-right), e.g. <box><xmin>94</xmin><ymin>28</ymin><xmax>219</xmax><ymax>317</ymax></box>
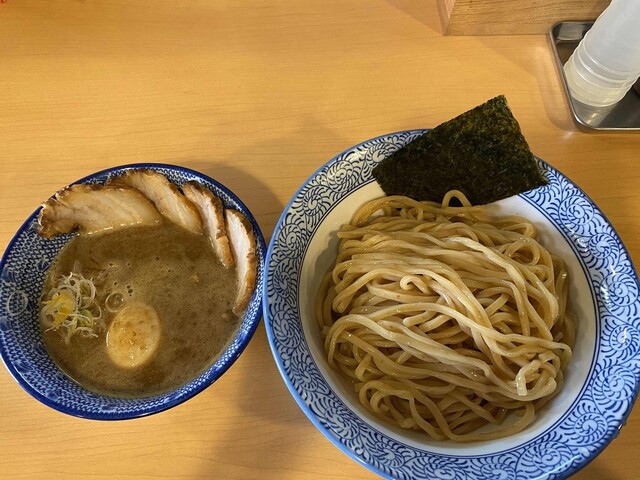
<box><xmin>315</xmin><ymin>191</ymin><xmax>575</xmax><ymax>442</ymax></box>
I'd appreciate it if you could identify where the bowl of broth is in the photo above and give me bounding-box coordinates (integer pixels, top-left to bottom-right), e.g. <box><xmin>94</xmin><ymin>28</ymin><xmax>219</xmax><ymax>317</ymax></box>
<box><xmin>0</xmin><ymin>164</ymin><xmax>266</xmax><ymax>419</ymax></box>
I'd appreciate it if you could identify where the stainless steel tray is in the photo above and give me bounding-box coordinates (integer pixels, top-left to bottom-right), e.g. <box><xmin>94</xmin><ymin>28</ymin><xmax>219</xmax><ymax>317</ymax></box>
<box><xmin>549</xmin><ymin>21</ymin><xmax>640</xmax><ymax>132</ymax></box>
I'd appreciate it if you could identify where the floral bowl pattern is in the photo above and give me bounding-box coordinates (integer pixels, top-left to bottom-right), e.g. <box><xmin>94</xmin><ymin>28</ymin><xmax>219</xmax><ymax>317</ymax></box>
<box><xmin>263</xmin><ymin>131</ymin><xmax>640</xmax><ymax>479</ymax></box>
<box><xmin>0</xmin><ymin>163</ymin><xmax>266</xmax><ymax>420</ymax></box>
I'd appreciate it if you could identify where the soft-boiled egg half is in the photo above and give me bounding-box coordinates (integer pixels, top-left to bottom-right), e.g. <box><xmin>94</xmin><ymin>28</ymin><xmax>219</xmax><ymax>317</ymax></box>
<box><xmin>106</xmin><ymin>301</ymin><xmax>161</xmax><ymax>369</ymax></box>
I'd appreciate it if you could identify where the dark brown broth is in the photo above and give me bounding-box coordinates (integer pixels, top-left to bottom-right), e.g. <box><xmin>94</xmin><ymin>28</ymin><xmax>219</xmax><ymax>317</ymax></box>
<box><xmin>41</xmin><ymin>222</ymin><xmax>239</xmax><ymax>398</ymax></box>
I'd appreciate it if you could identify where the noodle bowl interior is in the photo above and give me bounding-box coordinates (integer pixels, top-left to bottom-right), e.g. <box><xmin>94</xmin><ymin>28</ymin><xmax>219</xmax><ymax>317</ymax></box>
<box><xmin>313</xmin><ymin>191</ymin><xmax>579</xmax><ymax>442</ymax></box>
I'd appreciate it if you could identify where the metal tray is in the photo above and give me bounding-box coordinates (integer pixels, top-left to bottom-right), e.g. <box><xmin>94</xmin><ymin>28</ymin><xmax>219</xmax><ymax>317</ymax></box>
<box><xmin>549</xmin><ymin>21</ymin><xmax>640</xmax><ymax>132</ymax></box>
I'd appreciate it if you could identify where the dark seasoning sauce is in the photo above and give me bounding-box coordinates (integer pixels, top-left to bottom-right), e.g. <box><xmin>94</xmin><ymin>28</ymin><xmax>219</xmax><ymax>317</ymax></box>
<box><xmin>41</xmin><ymin>221</ymin><xmax>239</xmax><ymax>398</ymax></box>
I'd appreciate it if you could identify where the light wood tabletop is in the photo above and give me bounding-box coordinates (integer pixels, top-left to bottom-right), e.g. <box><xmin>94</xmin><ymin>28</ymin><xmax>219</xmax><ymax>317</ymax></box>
<box><xmin>1</xmin><ymin>1</ymin><xmax>639</xmax><ymax>479</ymax></box>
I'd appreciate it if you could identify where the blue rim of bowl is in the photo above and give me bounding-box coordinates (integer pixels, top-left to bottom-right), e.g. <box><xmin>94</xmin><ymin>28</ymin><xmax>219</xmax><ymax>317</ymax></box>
<box><xmin>262</xmin><ymin>131</ymin><xmax>640</xmax><ymax>479</ymax></box>
<box><xmin>0</xmin><ymin>163</ymin><xmax>266</xmax><ymax>420</ymax></box>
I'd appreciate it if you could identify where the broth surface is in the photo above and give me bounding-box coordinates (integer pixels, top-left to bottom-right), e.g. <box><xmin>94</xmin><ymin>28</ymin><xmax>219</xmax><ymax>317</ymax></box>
<box><xmin>41</xmin><ymin>222</ymin><xmax>239</xmax><ymax>398</ymax></box>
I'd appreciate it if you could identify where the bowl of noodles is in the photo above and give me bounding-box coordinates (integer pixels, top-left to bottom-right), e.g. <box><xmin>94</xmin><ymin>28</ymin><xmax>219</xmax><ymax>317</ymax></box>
<box><xmin>263</xmin><ymin>130</ymin><xmax>640</xmax><ymax>479</ymax></box>
<box><xmin>0</xmin><ymin>164</ymin><xmax>266</xmax><ymax>419</ymax></box>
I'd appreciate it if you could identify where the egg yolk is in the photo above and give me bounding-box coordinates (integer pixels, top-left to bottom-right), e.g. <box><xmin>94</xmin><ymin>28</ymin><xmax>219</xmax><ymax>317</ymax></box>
<box><xmin>106</xmin><ymin>301</ymin><xmax>161</xmax><ymax>369</ymax></box>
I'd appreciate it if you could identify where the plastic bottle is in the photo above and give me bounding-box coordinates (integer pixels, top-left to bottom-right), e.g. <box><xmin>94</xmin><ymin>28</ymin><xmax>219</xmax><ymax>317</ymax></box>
<box><xmin>563</xmin><ymin>0</ymin><xmax>640</xmax><ymax>107</ymax></box>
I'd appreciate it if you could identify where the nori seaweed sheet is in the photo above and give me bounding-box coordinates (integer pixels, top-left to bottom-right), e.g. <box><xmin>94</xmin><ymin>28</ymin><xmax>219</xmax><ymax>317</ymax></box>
<box><xmin>372</xmin><ymin>95</ymin><xmax>547</xmax><ymax>205</ymax></box>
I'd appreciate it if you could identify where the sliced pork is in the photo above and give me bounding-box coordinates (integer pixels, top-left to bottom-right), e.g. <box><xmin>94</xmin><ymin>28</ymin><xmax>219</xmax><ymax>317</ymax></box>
<box><xmin>38</xmin><ymin>170</ymin><xmax>259</xmax><ymax>315</ymax></box>
<box><xmin>108</xmin><ymin>169</ymin><xmax>202</xmax><ymax>234</ymax></box>
<box><xmin>225</xmin><ymin>209</ymin><xmax>258</xmax><ymax>314</ymax></box>
<box><xmin>37</xmin><ymin>184</ymin><xmax>162</xmax><ymax>238</ymax></box>
<box><xmin>182</xmin><ymin>181</ymin><xmax>234</xmax><ymax>268</ymax></box>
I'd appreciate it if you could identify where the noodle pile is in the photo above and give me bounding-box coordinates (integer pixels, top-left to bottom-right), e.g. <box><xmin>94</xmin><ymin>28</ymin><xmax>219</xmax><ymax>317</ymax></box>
<box><xmin>315</xmin><ymin>192</ymin><xmax>575</xmax><ymax>442</ymax></box>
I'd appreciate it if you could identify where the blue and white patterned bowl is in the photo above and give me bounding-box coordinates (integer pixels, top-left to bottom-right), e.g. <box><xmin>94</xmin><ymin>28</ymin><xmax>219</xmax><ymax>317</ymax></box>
<box><xmin>0</xmin><ymin>163</ymin><xmax>266</xmax><ymax>420</ymax></box>
<box><xmin>263</xmin><ymin>131</ymin><xmax>640</xmax><ymax>479</ymax></box>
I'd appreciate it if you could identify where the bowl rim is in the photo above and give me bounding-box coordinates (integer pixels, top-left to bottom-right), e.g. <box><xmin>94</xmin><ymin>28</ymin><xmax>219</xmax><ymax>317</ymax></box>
<box><xmin>262</xmin><ymin>130</ymin><xmax>640</xmax><ymax>479</ymax></box>
<box><xmin>0</xmin><ymin>162</ymin><xmax>267</xmax><ymax>420</ymax></box>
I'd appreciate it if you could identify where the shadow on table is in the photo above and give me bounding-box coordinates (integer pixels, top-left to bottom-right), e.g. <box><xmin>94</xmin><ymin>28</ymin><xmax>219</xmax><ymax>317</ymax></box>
<box><xmin>385</xmin><ymin>0</ymin><xmax>444</xmax><ymax>35</ymax></box>
<box><xmin>181</xmin><ymin>124</ymin><xmax>360</xmax><ymax>478</ymax></box>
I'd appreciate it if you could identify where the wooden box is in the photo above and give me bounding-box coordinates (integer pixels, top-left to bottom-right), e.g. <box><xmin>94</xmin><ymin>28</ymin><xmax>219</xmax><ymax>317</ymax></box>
<box><xmin>437</xmin><ymin>0</ymin><xmax>610</xmax><ymax>35</ymax></box>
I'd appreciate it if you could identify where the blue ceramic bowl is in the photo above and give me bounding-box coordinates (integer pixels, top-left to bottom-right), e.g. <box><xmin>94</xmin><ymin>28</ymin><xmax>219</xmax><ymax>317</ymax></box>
<box><xmin>0</xmin><ymin>163</ymin><xmax>266</xmax><ymax>420</ymax></box>
<box><xmin>263</xmin><ymin>131</ymin><xmax>640</xmax><ymax>479</ymax></box>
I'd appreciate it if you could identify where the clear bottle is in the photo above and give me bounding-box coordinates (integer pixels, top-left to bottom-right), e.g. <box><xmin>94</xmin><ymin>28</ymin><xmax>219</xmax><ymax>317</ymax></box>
<box><xmin>563</xmin><ymin>0</ymin><xmax>640</xmax><ymax>107</ymax></box>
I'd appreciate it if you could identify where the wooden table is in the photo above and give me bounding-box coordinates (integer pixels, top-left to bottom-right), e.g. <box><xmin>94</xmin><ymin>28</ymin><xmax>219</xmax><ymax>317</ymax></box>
<box><xmin>1</xmin><ymin>1</ymin><xmax>639</xmax><ymax>478</ymax></box>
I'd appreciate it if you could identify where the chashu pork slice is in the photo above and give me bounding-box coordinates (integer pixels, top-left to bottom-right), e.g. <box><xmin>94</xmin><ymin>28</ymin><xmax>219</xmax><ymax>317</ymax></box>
<box><xmin>182</xmin><ymin>181</ymin><xmax>234</xmax><ymax>268</ymax></box>
<box><xmin>108</xmin><ymin>169</ymin><xmax>202</xmax><ymax>234</ymax></box>
<box><xmin>225</xmin><ymin>209</ymin><xmax>258</xmax><ymax>314</ymax></box>
<box><xmin>37</xmin><ymin>184</ymin><xmax>162</xmax><ymax>238</ymax></box>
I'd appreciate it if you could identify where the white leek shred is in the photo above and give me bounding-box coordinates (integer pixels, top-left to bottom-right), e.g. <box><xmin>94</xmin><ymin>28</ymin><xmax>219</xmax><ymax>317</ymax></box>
<box><xmin>40</xmin><ymin>272</ymin><xmax>104</xmax><ymax>343</ymax></box>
